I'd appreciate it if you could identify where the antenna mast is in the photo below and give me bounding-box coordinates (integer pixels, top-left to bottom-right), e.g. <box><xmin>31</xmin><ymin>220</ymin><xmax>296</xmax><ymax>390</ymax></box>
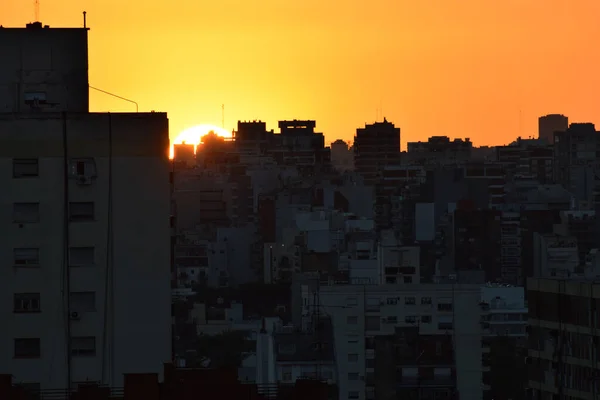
<box><xmin>34</xmin><ymin>0</ymin><xmax>40</xmax><ymax>22</ymax></box>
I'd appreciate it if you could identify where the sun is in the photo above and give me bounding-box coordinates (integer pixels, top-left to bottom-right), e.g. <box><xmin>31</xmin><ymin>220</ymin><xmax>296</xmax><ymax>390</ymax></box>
<box><xmin>169</xmin><ymin>124</ymin><xmax>232</xmax><ymax>159</ymax></box>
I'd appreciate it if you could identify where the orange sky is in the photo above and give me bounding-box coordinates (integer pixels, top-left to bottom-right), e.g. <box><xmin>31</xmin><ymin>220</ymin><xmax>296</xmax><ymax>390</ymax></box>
<box><xmin>3</xmin><ymin>0</ymin><xmax>600</xmax><ymax>148</ymax></box>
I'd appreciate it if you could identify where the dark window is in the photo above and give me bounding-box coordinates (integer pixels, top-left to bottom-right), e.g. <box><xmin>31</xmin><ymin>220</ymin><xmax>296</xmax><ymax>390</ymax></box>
<box><xmin>13</xmin><ymin>159</ymin><xmax>39</xmax><ymax>178</ymax></box>
<box><xmin>14</xmin><ymin>293</ymin><xmax>41</xmax><ymax>313</ymax></box>
<box><xmin>14</xmin><ymin>338</ymin><xmax>41</xmax><ymax>358</ymax></box>
<box><xmin>70</xmin><ymin>336</ymin><xmax>96</xmax><ymax>357</ymax></box>
<box><xmin>14</xmin><ymin>248</ymin><xmax>40</xmax><ymax>267</ymax></box>
<box><xmin>69</xmin><ymin>202</ymin><xmax>95</xmax><ymax>221</ymax></box>
<box><xmin>13</xmin><ymin>203</ymin><xmax>39</xmax><ymax>223</ymax></box>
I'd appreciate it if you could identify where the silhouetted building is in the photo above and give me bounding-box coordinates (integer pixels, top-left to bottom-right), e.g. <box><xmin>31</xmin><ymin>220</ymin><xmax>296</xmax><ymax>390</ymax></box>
<box><xmin>0</xmin><ymin>23</ymin><xmax>171</xmax><ymax>390</ymax></box>
<box><xmin>271</xmin><ymin>120</ymin><xmax>330</xmax><ymax>170</ymax></box>
<box><xmin>0</xmin><ymin>22</ymin><xmax>90</xmax><ymax>113</ymax></box>
<box><xmin>173</xmin><ymin>142</ymin><xmax>195</xmax><ymax>167</ymax></box>
<box><xmin>354</xmin><ymin>119</ymin><xmax>401</xmax><ymax>185</ymax></box>
<box><xmin>554</xmin><ymin>123</ymin><xmax>600</xmax><ymax>207</ymax></box>
<box><xmin>406</xmin><ymin>136</ymin><xmax>472</xmax><ymax>165</ymax></box>
<box><xmin>527</xmin><ymin>277</ymin><xmax>600</xmax><ymax>399</ymax></box>
<box><xmin>538</xmin><ymin>114</ymin><xmax>568</xmax><ymax>144</ymax></box>
<box><xmin>496</xmin><ymin>138</ymin><xmax>553</xmax><ymax>183</ymax></box>
<box><xmin>234</xmin><ymin>120</ymin><xmax>274</xmax><ymax>155</ymax></box>
<box><xmin>330</xmin><ymin>139</ymin><xmax>354</xmax><ymax>172</ymax></box>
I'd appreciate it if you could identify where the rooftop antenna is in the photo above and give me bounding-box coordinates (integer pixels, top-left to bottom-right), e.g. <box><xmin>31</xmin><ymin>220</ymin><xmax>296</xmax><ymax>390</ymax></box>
<box><xmin>83</xmin><ymin>11</ymin><xmax>87</xmax><ymax>28</ymax></box>
<box><xmin>34</xmin><ymin>0</ymin><xmax>39</xmax><ymax>22</ymax></box>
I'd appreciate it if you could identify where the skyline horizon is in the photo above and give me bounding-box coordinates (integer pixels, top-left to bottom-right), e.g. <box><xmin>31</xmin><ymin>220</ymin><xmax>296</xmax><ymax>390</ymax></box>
<box><xmin>4</xmin><ymin>0</ymin><xmax>600</xmax><ymax>149</ymax></box>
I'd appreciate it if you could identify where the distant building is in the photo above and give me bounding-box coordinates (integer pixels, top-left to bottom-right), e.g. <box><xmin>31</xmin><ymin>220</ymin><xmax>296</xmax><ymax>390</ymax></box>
<box><xmin>406</xmin><ymin>136</ymin><xmax>472</xmax><ymax>165</ymax></box>
<box><xmin>330</xmin><ymin>140</ymin><xmax>354</xmax><ymax>172</ymax></box>
<box><xmin>538</xmin><ymin>114</ymin><xmax>568</xmax><ymax>144</ymax></box>
<box><xmin>354</xmin><ymin>119</ymin><xmax>401</xmax><ymax>185</ymax></box>
<box><xmin>527</xmin><ymin>277</ymin><xmax>600</xmax><ymax>399</ymax></box>
<box><xmin>173</xmin><ymin>142</ymin><xmax>196</xmax><ymax>166</ymax></box>
<box><xmin>301</xmin><ymin>283</ymin><xmax>483</xmax><ymax>400</ymax></box>
<box><xmin>553</xmin><ymin>123</ymin><xmax>600</xmax><ymax>207</ymax></box>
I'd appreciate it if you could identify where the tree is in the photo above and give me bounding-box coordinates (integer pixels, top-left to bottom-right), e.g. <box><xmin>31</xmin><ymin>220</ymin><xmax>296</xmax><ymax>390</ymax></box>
<box><xmin>195</xmin><ymin>330</ymin><xmax>254</xmax><ymax>368</ymax></box>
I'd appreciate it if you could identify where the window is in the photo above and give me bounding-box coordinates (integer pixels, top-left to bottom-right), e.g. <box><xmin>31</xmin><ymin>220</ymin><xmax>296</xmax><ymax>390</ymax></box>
<box><xmin>348</xmin><ymin>372</ymin><xmax>359</xmax><ymax>380</ymax></box>
<box><xmin>421</xmin><ymin>315</ymin><xmax>432</xmax><ymax>323</ymax></box>
<box><xmin>69</xmin><ymin>292</ymin><xmax>96</xmax><ymax>312</ymax></box>
<box><xmin>281</xmin><ymin>367</ymin><xmax>292</xmax><ymax>382</ymax></box>
<box><xmin>403</xmin><ymin>276</ymin><xmax>413</xmax><ymax>284</ymax></box>
<box><xmin>365</xmin><ymin>316</ymin><xmax>381</xmax><ymax>331</ymax></box>
<box><xmin>69</xmin><ymin>247</ymin><xmax>95</xmax><ymax>266</ymax></box>
<box><xmin>348</xmin><ymin>335</ymin><xmax>359</xmax><ymax>344</ymax></box>
<box><xmin>348</xmin><ymin>391</ymin><xmax>359</xmax><ymax>400</ymax></box>
<box><xmin>405</xmin><ymin>297</ymin><xmax>416</xmax><ymax>305</ymax></box>
<box><xmin>69</xmin><ymin>202</ymin><xmax>95</xmax><ymax>222</ymax></box>
<box><xmin>278</xmin><ymin>344</ymin><xmax>296</xmax><ymax>355</ymax></box>
<box><xmin>70</xmin><ymin>336</ymin><xmax>96</xmax><ymax>357</ymax></box>
<box><xmin>13</xmin><ymin>203</ymin><xmax>39</xmax><ymax>223</ymax></box>
<box><xmin>321</xmin><ymin>370</ymin><xmax>333</xmax><ymax>380</ymax></box>
<box><xmin>386</xmin><ymin>298</ymin><xmax>398</xmax><ymax>305</ymax></box>
<box><xmin>13</xmin><ymin>159</ymin><xmax>39</xmax><ymax>178</ymax></box>
<box><xmin>438</xmin><ymin>322</ymin><xmax>453</xmax><ymax>330</ymax></box>
<box><xmin>348</xmin><ymin>353</ymin><xmax>358</xmax><ymax>362</ymax></box>
<box><xmin>438</xmin><ymin>303</ymin><xmax>453</xmax><ymax>312</ymax></box>
<box><xmin>69</xmin><ymin>158</ymin><xmax>97</xmax><ymax>178</ymax></box>
<box><xmin>346</xmin><ymin>297</ymin><xmax>358</xmax><ymax>306</ymax></box>
<box><xmin>17</xmin><ymin>383</ymin><xmax>40</xmax><ymax>394</ymax></box>
<box><xmin>366</xmin><ymin>297</ymin><xmax>380</xmax><ymax>312</ymax></box>
<box><xmin>14</xmin><ymin>338</ymin><xmax>40</xmax><ymax>358</ymax></box>
<box><xmin>405</xmin><ymin>316</ymin><xmax>417</xmax><ymax>324</ymax></box>
<box><xmin>14</xmin><ymin>293</ymin><xmax>41</xmax><ymax>313</ymax></box>
<box><xmin>421</xmin><ymin>297</ymin><xmax>432</xmax><ymax>305</ymax></box>
<box><xmin>14</xmin><ymin>248</ymin><xmax>40</xmax><ymax>267</ymax></box>
<box><xmin>347</xmin><ymin>316</ymin><xmax>358</xmax><ymax>325</ymax></box>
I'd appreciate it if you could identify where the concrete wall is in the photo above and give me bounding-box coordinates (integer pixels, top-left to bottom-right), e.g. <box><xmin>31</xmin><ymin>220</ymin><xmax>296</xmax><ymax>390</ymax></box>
<box><xmin>0</xmin><ymin>26</ymin><xmax>89</xmax><ymax>113</ymax></box>
<box><xmin>0</xmin><ymin>112</ymin><xmax>171</xmax><ymax>389</ymax></box>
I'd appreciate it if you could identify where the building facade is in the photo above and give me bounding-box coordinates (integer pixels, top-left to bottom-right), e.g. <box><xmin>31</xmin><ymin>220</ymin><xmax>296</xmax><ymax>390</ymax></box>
<box><xmin>527</xmin><ymin>277</ymin><xmax>600</xmax><ymax>400</ymax></box>
<box><xmin>300</xmin><ymin>284</ymin><xmax>483</xmax><ymax>400</ymax></box>
<box><xmin>0</xmin><ymin>23</ymin><xmax>171</xmax><ymax>391</ymax></box>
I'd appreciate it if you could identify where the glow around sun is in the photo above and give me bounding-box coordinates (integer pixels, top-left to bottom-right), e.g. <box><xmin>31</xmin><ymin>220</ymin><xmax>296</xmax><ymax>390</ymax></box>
<box><xmin>169</xmin><ymin>124</ymin><xmax>232</xmax><ymax>159</ymax></box>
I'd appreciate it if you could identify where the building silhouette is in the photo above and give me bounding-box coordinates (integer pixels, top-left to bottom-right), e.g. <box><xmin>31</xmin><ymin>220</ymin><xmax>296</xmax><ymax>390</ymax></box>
<box><xmin>538</xmin><ymin>114</ymin><xmax>568</xmax><ymax>144</ymax></box>
<box><xmin>0</xmin><ymin>22</ymin><xmax>171</xmax><ymax>389</ymax></box>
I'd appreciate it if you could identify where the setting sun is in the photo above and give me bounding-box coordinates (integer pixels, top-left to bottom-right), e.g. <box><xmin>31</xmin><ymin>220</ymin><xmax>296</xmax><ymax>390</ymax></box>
<box><xmin>170</xmin><ymin>124</ymin><xmax>232</xmax><ymax>159</ymax></box>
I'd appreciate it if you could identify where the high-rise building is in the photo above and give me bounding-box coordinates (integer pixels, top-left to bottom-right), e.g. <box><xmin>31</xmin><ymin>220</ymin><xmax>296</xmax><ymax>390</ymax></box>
<box><xmin>0</xmin><ymin>22</ymin><xmax>171</xmax><ymax>390</ymax></box>
<box><xmin>301</xmin><ymin>283</ymin><xmax>483</xmax><ymax>400</ymax></box>
<box><xmin>527</xmin><ymin>277</ymin><xmax>600</xmax><ymax>399</ymax></box>
<box><xmin>538</xmin><ymin>114</ymin><xmax>568</xmax><ymax>144</ymax></box>
<box><xmin>554</xmin><ymin>123</ymin><xmax>600</xmax><ymax>207</ymax></box>
<box><xmin>354</xmin><ymin>119</ymin><xmax>401</xmax><ymax>185</ymax></box>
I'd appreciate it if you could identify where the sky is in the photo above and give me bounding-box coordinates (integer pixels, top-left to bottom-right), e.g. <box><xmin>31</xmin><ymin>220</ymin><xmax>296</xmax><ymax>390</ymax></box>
<box><xmin>3</xmin><ymin>0</ymin><xmax>600</xmax><ymax>148</ymax></box>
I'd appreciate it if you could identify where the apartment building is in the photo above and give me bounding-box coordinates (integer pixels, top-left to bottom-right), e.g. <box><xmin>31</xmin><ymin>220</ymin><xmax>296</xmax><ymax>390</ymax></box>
<box><xmin>354</xmin><ymin>119</ymin><xmax>401</xmax><ymax>185</ymax></box>
<box><xmin>300</xmin><ymin>284</ymin><xmax>483</xmax><ymax>400</ymax></box>
<box><xmin>405</xmin><ymin>136</ymin><xmax>472</xmax><ymax>166</ymax></box>
<box><xmin>479</xmin><ymin>285</ymin><xmax>528</xmax><ymax>399</ymax></box>
<box><xmin>0</xmin><ymin>23</ymin><xmax>171</xmax><ymax>390</ymax></box>
<box><xmin>527</xmin><ymin>277</ymin><xmax>600</xmax><ymax>399</ymax></box>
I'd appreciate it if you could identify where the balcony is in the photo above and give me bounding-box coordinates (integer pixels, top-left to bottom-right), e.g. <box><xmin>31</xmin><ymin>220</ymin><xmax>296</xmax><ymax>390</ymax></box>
<box><xmin>396</xmin><ymin>376</ymin><xmax>455</xmax><ymax>388</ymax></box>
<box><xmin>10</xmin><ymin>382</ymin><xmax>337</xmax><ymax>400</ymax></box>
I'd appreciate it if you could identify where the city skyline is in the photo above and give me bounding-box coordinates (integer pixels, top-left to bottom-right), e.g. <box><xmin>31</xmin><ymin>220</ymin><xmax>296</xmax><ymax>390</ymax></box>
<box><xmin>3</xmin><ymin>0</ymin><xmax>600</xmax><ymax>148</ymax></box>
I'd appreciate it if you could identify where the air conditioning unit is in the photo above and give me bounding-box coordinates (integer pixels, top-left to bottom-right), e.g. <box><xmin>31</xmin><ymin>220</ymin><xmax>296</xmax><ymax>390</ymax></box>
<box><xmin>75</xmin><ymin>175</ymin><xmax>92</xmax><ymax>185</ymax></box>
<box><xmin>70</xmin><ymin>311</ymin><xmax>80</xmax><ymax>320</ymax></box>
